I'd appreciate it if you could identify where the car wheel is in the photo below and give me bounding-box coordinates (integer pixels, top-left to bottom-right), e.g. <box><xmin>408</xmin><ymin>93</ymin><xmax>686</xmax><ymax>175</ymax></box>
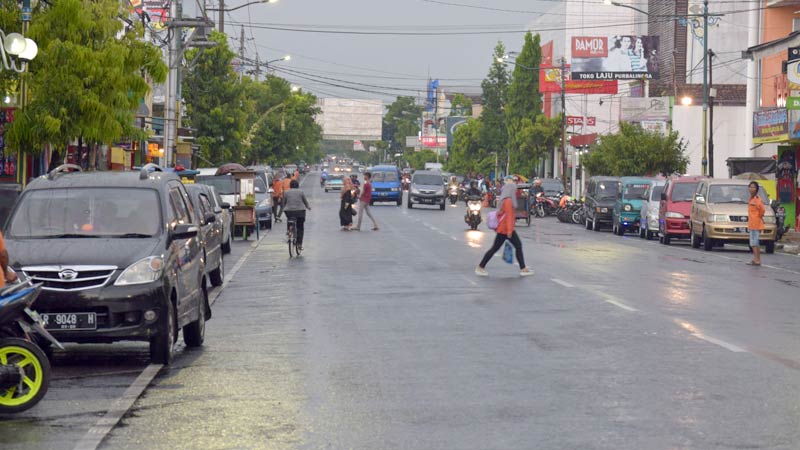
<box><xmin>210</xmin><ymin>253</ymin><xmax>224</xmax><ymax>287</ymax></box>
<box><xmin>397</xmin><ymin>197</ymin><xmax>402</xmax><ymax>206</ymax></box>
<box><xmin>766</xmin><ymin>240</ymin><xmax>775</xmax><ymax>254</ymax></box>
<box><xmin>592</xmin><ymin>217</ymin><xmax>600</xmax><ymax>232</ymax></box>
<box><xmin>150</xmin><ymin>299</ymin><xmax>176</xmax><ymax>365</ymax></box>
<box><xmin>645</xmin><ymin>230</ymin><xmax>654</xmax><ymax>240</ymax></box>
<box><xmin>639</xmin><ymin>225</ymin><xmax>646</xmax><ymax>239</ymax></box>
<box><xmin>183</xmin><ymin>285</ymin><xmax>207</xmax><ymax>347</ymax></box>
<box><xmin>702</xmin><ymin>227</ymin><xmax>713</xmax><ymax>251</ymax></box>
<box><xmin>585</xmin><ymin>216</ymin><xmax>592</xmax><ymax>230</ymax></box>
<box><xmin>407</xmin><ymin>200</ymin><xmax>413</xmax><ymax>209</ymax></box>
<box><xmin>690</xmin><ymin>226</ymin><xmax>701</xmax><ymax>248</ymax></box>
<box><xmin>325</xmin><ymin>189</ymin><xmax>328</xmax><ymax>193</ymax></box>
<box><xmin>662</xmin><ymin>234</ymin><xmax>671</xmax><ymax>245</ymax></box>
<box><xmin>265</xmin><ymin>219</ymin><xmax>272</xmax><ymax>230</ymax></box>
<box><xmin>440</xmin><ymin>202</ymin><xmax>445</xmax><ymax>211</ymax></box>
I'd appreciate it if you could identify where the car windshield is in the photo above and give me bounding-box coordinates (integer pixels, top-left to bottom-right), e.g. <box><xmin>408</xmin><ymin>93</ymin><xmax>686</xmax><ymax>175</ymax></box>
<box><xmin>328</xmin><ymin>175</ymin><xmax>344</xmax><ymax>182</ymax></box>
<box><xmin>542</xmin><ymin>181</ymin><xmax>562</xmax><ymax>194</ymax></box>
<box><xmin>597</xmin><ymin>181</ymin><xmax>619</xmax><ymax>199</ymax></box>
<box><xmin>8</xmin><ymin>188</ymin><xmax>161</xmax><ymax>239</ymax></box>
<box><xmin>254</xmin><ymin>178</ymin><xmax>268</xmax><ymax>194</ymax></box>
<box><xmin>372</xmin><ymin>171</ymin><xmax>398</xmax><ymax>182</ymax></box>
<box><xmin>649</xmin><ymin>185</ymin><xmax>664</xmax><ymax>201</ymax></box>
<box><xmin>414</xmin><ymin>174</ymin><xmax>443</xmax><ymax>185</ymax></box>
<box><xmin>708</xmin><ymin>185</ymin><xmax>768</xmax><ymax>204</ymax></box>
<box><xmin>671</xmin><ymin>183</ymin><xmax>698</xmax><ymax>202</ymax></box>
<box><xmin>196</xmin><ymin>176</ymin><xmax>235</xmax><ymax>195</ymax></box>
<box><xmin>624</xmin><ymin>183</ymin><xmax>650</xmax><ymax>200</ymax></box>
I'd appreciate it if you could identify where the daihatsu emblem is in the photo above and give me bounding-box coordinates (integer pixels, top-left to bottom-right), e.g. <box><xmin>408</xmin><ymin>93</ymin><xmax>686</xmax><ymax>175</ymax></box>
<box><xmin>58</xmin><ymin>269</ymin><xmax>78</xmax><ymax>280</ymax></box>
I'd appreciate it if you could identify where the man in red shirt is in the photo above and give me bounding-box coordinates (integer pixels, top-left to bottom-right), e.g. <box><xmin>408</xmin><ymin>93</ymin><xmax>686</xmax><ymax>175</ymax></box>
<box><xmin>355</xmin><ymin>172</ymin><xmax>379</xmax><ymax>231</ymax></box>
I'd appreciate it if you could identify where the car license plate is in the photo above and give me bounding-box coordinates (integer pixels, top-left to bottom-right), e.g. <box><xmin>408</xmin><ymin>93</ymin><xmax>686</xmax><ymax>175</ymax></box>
<box><xmin>42</xmin><ymin>313</ymin><xmax>97</xmax><ymax>330</ymax></box>
<box><xmin>733</xmin><ymin>227</ymin><xmax>748</xmax><ymax>233</ymax></box>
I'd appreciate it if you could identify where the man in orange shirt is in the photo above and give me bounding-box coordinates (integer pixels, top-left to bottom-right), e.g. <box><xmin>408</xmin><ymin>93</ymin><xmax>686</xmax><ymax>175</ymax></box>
<box><xmin>747</xmin><ymin>181</ymin><xmax>766</xmax><ymax>266</ymax></box>
<box><xmin>272</xmin><ymin>175</ymin><xmax>284</xmax><ymax>222</ymax></box>
<box><xmin>0</xmin><ymin>231</ymin><xmax>17</xmax><ymax>288</ymax></box>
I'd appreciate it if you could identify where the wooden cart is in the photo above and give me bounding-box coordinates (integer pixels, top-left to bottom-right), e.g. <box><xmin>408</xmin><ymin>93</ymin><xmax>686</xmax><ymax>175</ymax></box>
<box><xmin>231</xmin><ymin>170</ymin><xmax>259</xmax><ymax>240</ymax></box>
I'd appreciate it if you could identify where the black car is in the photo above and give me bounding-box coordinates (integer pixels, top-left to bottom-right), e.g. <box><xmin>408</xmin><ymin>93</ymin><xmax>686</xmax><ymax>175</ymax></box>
<box><xmin>4</xmin><ymin>164</ymin><xmax>210</xmax><ymax>365</ymax></box>
<box><xmin>186</xmin><ymin>184</ymin><xmax>224</xmax><ymax>287</ymax></box>
<box><xmin>584</xmin><ymin>176</ymin><xmax>621</xmax><ymax>231</ymax></box>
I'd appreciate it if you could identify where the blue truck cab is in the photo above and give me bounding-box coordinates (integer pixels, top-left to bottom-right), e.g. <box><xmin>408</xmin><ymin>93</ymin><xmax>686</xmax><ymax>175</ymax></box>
<box><xmin>368</xmin><ymin>165</ymin><xmax>403</xmax><ymax>206</ymax></box>
<box><xmin>612</xmin><ymin>177</ymin><xmax>654</xmax><ymax>236</ymax></box>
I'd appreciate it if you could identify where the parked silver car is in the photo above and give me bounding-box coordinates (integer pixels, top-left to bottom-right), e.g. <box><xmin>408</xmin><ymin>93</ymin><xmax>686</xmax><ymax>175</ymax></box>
<box><xmin>639</xmin><ymin>180</ymin><xmax>665</xmax><ymax>240</ymax></box>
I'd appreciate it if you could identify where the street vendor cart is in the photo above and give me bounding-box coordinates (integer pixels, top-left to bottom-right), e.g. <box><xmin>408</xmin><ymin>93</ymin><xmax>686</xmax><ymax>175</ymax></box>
<box><xmin>231</xmin><ymin>170</ymin><xmax>259</xmax><ymax>240</ymax></box>
<box><xmin>514</xmin><ymin>183</ymin><xmax>531</xmax><ymax>226</ymax></box>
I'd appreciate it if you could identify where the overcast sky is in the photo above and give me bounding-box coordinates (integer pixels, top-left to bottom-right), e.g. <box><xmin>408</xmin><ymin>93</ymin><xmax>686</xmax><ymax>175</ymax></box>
<box><xmin>185</xmin><ymin>0</ymin><xmax>570</xmax><ymax>103</ymax></box>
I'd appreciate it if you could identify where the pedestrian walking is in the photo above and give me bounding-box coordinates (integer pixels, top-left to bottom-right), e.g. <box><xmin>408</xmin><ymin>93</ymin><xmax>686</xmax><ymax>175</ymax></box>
<box><xmin>747</xmin><ymin>181</ymin><xmax>766</xmax><ymax>266</ymax></box>
<box><xmin>339</xmin><ymin>178</ymin><xmax>356</xmax><ymax>231</ymax></box>
<box><xmin>355</xmin><ymin>172</ymin><xmax>378</xmax><ymax>231</ymax></box>
<box><xmin>476</xmin><ymin>177</ymin><xmax>534</xmax><ymax>277</ymax></box>
<box><xmin>272</xmin><ymin>175</ymin><xmax>284</xmax><ymax>222</ymax></box>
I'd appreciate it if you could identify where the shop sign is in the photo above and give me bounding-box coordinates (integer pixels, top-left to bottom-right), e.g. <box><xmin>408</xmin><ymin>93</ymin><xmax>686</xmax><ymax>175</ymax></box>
<box><xmin>753</xmin><ymin>108</ymin><xmax>788</xmax><ymax>143</ymax></box>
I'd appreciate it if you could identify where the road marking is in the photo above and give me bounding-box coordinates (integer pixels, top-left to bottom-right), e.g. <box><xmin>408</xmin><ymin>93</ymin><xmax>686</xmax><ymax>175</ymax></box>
<box><xmin>592</xmin><ymin>291</ymin><xmax>638</xmax><ymax>312</ymax></box>
<box><xmin>691</xmin><ymin>333</ymin><xmax>747</xmax><ymax>353</ymax></box>
<box><xmin>450</xmin><ymin>235</ymin><xmax>458</xmax><ymax>241</ymax></box>
<box><xmin>551</xmin><ymin>278</ymin><xmax>575</xmax><ymax>288</ymax></box>
<box><xmin>72</xmin><ymin>363</ymin><xmax>163</xmax><ymax>450</ymax></box>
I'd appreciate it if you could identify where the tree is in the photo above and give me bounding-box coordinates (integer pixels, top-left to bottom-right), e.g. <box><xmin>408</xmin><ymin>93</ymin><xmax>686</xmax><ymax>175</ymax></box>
<box><xmin>448</xmin><ymin>119</ymin><xmax>495</xmax><ymax>176</ymax></box>
<box><xmin>506</xmin><ymin>32</ymin><xmax>543</xmax><ymax>155</ymax></box>
<box><xmin>183</xmin><ymin>31</ymin><xmax>245</xmax><ymax>166</ymax></box>
<box><xmin>5</xmin><ymin>0</ymin><xmax>167</xmax><ymax>165</ymax></box>
<box><xmin>449</xmin><ymin>93</ymin><xmax>473</xmax><ymax>117</ymax></box>
<box><xmin>479</xmin><ymin>42</ymin><xmax>509</xmax><ymax>165</ymax></box>
<box><xmin>383</xmin><ymin>96</ymin><xmax>422</xmax><ymax>151</ymax></box>
<box><xmin>512</xmin><ymin>114</ymin><xmax>561</xmax><ymax>176</ymax></box>
<box><xmin>581</xmin><ymin>123</ymin><xmax>689</xmax><ymax>177</ymax></box>
<box><xmin>406</xmin><ymin>149</ymin><xmax>439</xmax><ymax>170</ymax></box>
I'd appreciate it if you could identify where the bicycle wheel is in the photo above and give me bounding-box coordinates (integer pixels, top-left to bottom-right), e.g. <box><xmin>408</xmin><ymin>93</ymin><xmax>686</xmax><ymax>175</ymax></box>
<box><xmin>287</xmin><ymin>226</ymin><xmax>295</xmax><ymax>258</ymax></box>
<box><xmin>295</xmin><ymin>241</ymin><xmax>302</xmax><ymax>257</ymax></box>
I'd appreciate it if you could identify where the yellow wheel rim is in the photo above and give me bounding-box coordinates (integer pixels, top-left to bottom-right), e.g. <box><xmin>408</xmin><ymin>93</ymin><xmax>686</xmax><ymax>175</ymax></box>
<box><xmin>0</xmin><ymin>345</ymin><xmax>44</xmax><ymax>407</ymax></box>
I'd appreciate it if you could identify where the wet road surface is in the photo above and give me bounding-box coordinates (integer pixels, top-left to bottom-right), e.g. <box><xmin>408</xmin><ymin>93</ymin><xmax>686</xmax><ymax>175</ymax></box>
<box><xmin>4</xmin><ymin>172</ymin><xmax>800</xmax><ymax>449</ymax></box>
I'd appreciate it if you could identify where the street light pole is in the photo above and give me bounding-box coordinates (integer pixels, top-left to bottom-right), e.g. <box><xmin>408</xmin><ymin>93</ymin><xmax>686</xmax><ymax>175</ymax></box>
<box><xmin>708</xmin><ymin>48</ymin><xmax>715</xmax><ymax>177</ymax></box>
<box><xmin>19</xmin><ymin>0</ymin><xmax>31</xmax><ymax>185</ymax></box>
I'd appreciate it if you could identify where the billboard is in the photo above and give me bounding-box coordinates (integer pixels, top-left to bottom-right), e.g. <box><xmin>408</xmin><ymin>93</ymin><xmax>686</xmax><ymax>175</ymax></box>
<box><xmin>571</xmin><ymin>36</ymin><xmax>660</xmax><ymax>80</ymax></box>
<box><xmin>539</xmin><ymin>65</ymin><xmax>618</xmax><ymax>95</ymax></box>
<box><xmin>621</xmin><ymin>97</ymin><xmax>670</xmax><ymax>122</ymax></box>
<box><xmin>753</xmin><ymin>108</ymin><xmax>788</xmax><ymax>144</ymax></box>
<box><xmin>316</xmin><ymin>98</ymin><xmax>383</xmax><ymax>141</ymax></box>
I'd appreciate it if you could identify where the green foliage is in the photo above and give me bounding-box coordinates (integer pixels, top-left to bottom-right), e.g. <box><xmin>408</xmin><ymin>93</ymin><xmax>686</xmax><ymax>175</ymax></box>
<box><xmin>479</xmin><ymin>42</ymin><xmax>509</xmax><ymax>156</ymax></box>
<box><xmin>449</xmin><ymin>93</ymin><xmax>472</xmax><ymax>117</ymax></box>
<box><xmin>406</xmin><ymin>149</ymin><xmax>439</xmax><ymax>170</ymax></box>
<box><xmin>183</xmin><ymin>31</ymin><xmax>245</xmax><ymax>165</ymax></box>
<box><xmin>581</xmin><ymin>122</ymin><xmax>689</xmax><ymax>177</ymax></box>
<box><xmin>512</xmin><ymin>114</ymin><xmax>561</xmax><ymax>176</ymax></box>
<box><xmin>383</xmin><ymin>96</ymin><xmax>421</xmax><ymax>151</ymax></box>
<box><xmin>506</xmin><ymin>32</ymin><xmax>543</xmax><ymax>160</ymax></box>
<box><xmin>5</xmin><ymin>0</ymin><xmax>166</xmax><ymax>158</ymax></box>
<box><xmin>447</xmin><ymin>119</ymin><xmax>494</xmax><ymax>175</ymax></box>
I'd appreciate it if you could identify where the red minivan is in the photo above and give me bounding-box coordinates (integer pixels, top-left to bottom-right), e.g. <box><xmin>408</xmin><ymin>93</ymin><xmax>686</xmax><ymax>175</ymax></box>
<box><xmin>658</xmin><ymin>176</ymin><xmax>706</xmax><ymax>245</ymax></box>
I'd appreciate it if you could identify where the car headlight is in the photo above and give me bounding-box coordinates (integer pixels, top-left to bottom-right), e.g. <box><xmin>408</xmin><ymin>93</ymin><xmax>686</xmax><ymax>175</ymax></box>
<box><xmin>649</xmin><ymin>218</ymin><xmax>659</xmax><ymax>227</ymax></box>
<box><xmin>763</xmin><ymin>216</ymin><xmax>776</xmax><ymax>224</ymax></box>
<box><xmin>115</xmin><ymin>256</ymin><xmax>164</xmax><ymax>286</ymax></box>
<box><xmin>665</xmin><ymin>211</ymin><xmax>684</xmax><ymax>219</ymax></box>
<box><xmin>708</xmin><ymin>214</ymin><xmax>728</xmax><ymax>223</ymax></box>
<box><xmin>411</xmin><ymin>187</ymin><xmax>420</xmax><ymax>194</ymax></box>
<box><xmin>623</xmin><ymin>204</ymin><xmax>632</xmax><ymax>212</ymax></box>
<box><xmin>257</xmin><ymin>199</ymin><xmax>270</xmax><ymax>207</ymax></box>
<box><xmin>596</xmin><ymin>207</ymin><xmax>608</xmax><ymax>213</ymax></box>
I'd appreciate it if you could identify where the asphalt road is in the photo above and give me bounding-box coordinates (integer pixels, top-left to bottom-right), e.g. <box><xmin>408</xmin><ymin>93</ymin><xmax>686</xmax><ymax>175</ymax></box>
<box><xmin>4</xmin><ymin>172</ymin><xmax>800</xmax><ymax>449</ymax></box>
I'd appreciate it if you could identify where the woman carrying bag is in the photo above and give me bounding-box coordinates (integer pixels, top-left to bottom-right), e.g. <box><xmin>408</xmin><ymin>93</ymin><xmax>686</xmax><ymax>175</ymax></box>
<box><xmin>476</xmin><ymin>177</ymin><xmax>534</xmax><ymax>277</ymax></box>
<box><xmin>339</xmin><ymin>178</ymin><xmax>357</xmax><ymax>231</ymax></box>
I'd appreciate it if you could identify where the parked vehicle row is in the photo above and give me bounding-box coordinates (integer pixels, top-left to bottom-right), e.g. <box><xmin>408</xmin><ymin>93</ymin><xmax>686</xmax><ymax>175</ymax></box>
<box><xmin>4</xmin><ymin>164</ymin><xmax>215</xmax><ymax>367</ymax></box>
<box><xmin>578</xmin><ymin>174</ymin><xmax>779</xmax><ymax>254</ymax></box>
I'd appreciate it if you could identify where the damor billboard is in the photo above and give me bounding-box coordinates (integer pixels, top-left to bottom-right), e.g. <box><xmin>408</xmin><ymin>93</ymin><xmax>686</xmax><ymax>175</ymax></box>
<box><xmin>570</xmin><ymin>36</ymin><xmax>660</xmax><ymax>80</ymax></box>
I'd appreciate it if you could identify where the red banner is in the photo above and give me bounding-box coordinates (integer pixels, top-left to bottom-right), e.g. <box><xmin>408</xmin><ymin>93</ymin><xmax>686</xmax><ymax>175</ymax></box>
<box><xmin>539</xmin><ymin>65</ymin><xmax>618</xmax><ymax>95</ymax></box>
<box><xmin>572</xmin><ymin>37</ymin><xmax>608</xmax><ymax>58</ymax></box>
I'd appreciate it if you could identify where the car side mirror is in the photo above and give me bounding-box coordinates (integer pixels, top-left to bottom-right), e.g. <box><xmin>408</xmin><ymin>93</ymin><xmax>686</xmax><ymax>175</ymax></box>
<box><xmin>220</xmin><ymin>202</ymin><xmax>231</xmax><ymax>209</ymax></box>
<box><xmin>694</xmin><ymin>195</ymin><xmax>705</xmax><ymax>204</ymax></box>
<box><xmin>660</xmin><ymin>192</ymin><xmax>667</xmax><ymax>201</ymax></box>
<box><xmin>204</xmin><ymin>213</ymin><xmax>216</xmax><ymax>224</ymax></box>
<box><xmin>171</xmin><ymin>223</ymin><xmax>198</xmax><ymax>240</ymax></box>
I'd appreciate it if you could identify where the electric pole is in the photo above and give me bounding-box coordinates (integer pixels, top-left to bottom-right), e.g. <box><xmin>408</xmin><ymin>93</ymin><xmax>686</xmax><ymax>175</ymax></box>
<box><xmin>560</xmin><ymin>57</ymin><xmax>567</xmax><ymax>190</ymax></box>
<box><xmin>164</xmin><ymin>0</ymin><xmax>181</xmax><ymax>168</ymax></box>
<box><xmin>238</xmin><ymin>25</ymin><xmax>245</xmax><ymax>83</ymax></box>
<box><xmin>708</xmin><ymin>49</ymin><xmax>715</xmax><ymax>177</ymax></box>
<box><xmin>218</xmin><ymin>0</ymin><xmax>225</xmax><ymax>33</ymax></box>
<box><xmin>701</xmin><ymin>0</ymin><xmax>709</xmax><ymax>176</ymax></box>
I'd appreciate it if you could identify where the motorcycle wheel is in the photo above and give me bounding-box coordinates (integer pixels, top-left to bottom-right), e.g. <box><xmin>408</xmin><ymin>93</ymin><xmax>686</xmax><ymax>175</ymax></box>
<box><xmin>0</xmin><ymin>338</ymin><xmax>51</xmax><ymax>413</ymax></box>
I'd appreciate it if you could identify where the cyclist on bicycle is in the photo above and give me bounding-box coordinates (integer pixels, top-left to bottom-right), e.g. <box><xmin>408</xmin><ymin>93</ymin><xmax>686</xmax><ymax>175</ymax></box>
<box><xmin>281</xmin><ymin>180</ymin><xmax>311</xmax><ymax>250</ymax></box>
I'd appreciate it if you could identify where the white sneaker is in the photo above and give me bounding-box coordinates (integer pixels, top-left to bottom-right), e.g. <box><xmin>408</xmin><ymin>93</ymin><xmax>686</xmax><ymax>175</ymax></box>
<box><xmin>520</xmin><ymin>268</ymin><xmax>535</xmax><ymax>277</ymax></box>
<box><xmin>475</xmin><ymin>267</ymin><xmax>488</xmax><ymax>277</ymax></box>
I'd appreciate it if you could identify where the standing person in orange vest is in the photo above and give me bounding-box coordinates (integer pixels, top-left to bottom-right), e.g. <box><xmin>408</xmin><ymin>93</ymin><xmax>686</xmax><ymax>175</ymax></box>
<box><xmin>272</xmin><ymin>175</ymin><xmax>284</xmax><ymax>222</ymax></box>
